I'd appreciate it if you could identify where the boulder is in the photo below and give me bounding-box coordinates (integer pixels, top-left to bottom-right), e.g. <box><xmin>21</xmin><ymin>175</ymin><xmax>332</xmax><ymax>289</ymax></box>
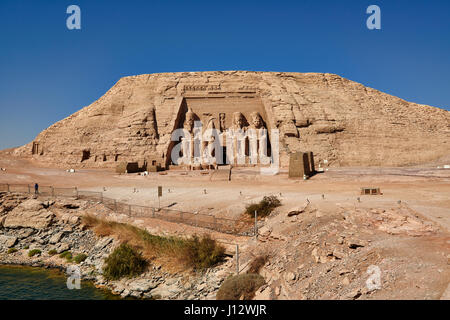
<box><xmin>17</xmin><ymin>228</ymin><xmax>34</xmax><ymax>238</ymax></box>
<box><xmin>94</xmin><ymin>237</ymin><xmax>113</xmax><ymax>251</ymax></box>
<box><xmin>347</xmin><ymin>239</ymin><xmax>366</xmax><ymax>249</ymax></box>
<box><xmin>149</xmin><ymin>282</ymin><xmax>181</xmax><ymax>299</ymax></box>
<box><xmin>17</xmin><ymin>199</ymin><xmax>44</xmax><ymax>211</ymax></box>
<box><xmin>253</xmin><ymin>285</ymin><xmax>272</xmax><ymax>300</ymax></box>
<box><xmin>0</xmin><ymin>235</ymin><xmax>17</xmax><ymax>248</ymax></box>
<box><xmin>128</xmin><ymin>279</ymin><xmax>158</xmax><ymax>292</ymax></box>
<box><xmin>287</xmin><ymin>203</ymin><xmax>309</xmax><ymax>217</ymax></box>
<box><xmin>49</xmin><ymin>232</ymin><xmax>65</xmax><ymax>244</ymax></box>
<box><xmin>332</xmin><ymin>249</ymin><xmax>346</xmax><ymax>259</ymax></box>
<box><xmin>56</xmin><ymin>243</ymin><xmax>70</xmax><ymax>254</ymax></box>
<box><xmin>345</xmin><ymin>288</ymin><xmax>362</xmax><ymax>300</ymax></box>
<box><xmin>3</xmin><ymin>203</ymin><xmax>54</xmax><ymax>229</ymax></box>
<box><xmin>68</xmin><ymin>215</ymin><xmax>80</xmax><ymax>225</ymax></box>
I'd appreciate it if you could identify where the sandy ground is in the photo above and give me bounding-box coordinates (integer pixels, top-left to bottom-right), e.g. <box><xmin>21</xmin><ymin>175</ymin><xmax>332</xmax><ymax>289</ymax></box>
<box><xmin>1</xmin><ymin>155</ymin><xmax>449</xmax><ymax>232</ymax></box>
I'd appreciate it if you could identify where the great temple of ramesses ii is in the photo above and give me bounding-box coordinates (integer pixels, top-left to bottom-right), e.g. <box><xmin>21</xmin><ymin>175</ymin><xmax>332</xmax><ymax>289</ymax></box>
<box><xmin>13</xmin><ymin>71</ymin><xmax>450</xmax><ymax>169</ymax></box>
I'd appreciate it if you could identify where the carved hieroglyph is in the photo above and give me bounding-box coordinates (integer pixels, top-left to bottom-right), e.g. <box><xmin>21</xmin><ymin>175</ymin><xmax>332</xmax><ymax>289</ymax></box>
<box><xmin>13</xmin><ymin>71</ymin><xmax>450</xmax><ymax>168</ymax></box>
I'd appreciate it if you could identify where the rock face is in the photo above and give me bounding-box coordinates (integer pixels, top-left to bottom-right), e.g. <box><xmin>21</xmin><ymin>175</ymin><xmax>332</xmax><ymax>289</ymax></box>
<box><xmin>0</xmin><ymin>235</ymin><xmax>17</xmax><ymax>248</ymax></box>
<box><xmin>3</xmin><ymin>199</ymin><xmax>54</xmax><ymax>229</ymax></box>
<box><xmin>14</xmin><ymin>71</ymin><xmax>450</xmax><ymax>167</ymax></box>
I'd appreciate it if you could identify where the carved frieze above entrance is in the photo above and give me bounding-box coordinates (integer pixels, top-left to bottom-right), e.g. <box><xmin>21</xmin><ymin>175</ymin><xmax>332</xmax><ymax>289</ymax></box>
<box><xmin>182</xmin><ymin>84</ymin><xmax>221</xmax><ymax>92</ymax></box>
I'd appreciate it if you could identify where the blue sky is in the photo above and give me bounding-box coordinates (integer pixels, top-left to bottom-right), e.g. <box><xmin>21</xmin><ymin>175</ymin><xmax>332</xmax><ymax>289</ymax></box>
<box><xmin>0</xmin><ymin>0</ymin><xmax>449</xmax><ymax>150</ymax></box>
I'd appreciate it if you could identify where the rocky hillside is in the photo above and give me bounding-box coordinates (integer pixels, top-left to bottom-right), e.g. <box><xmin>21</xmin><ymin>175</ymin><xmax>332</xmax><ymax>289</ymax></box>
<box><xmin>241</xmin><ymin>201</ymin><xmax>450</xmax><ymax>300</ymax></box>
<box><xmin>0</xmin><ymin>192</ymin><xmax>231</xmax><ymax>299</ymax></box>
<box><xmin>13</xmin><ymin>71</ymin><xmax>450</xmax><ymax>168</ymax></box>
<box><xmin>1</xmin><ymin>191</ymin><xmax>449</xmax><ymax>300</ymax></box>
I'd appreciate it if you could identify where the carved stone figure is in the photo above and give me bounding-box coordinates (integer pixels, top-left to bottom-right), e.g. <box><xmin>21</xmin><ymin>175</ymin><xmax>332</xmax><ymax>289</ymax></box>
<box><xmin>226</xmin><ymin>112</ymin><xmax>248</xmax><ymax>165</ymax></box>
<box><xmin>183</xmin><ymin>108</ymin><xmax>196</xmax><ymax>133</ymax></box>
<box><xmin>180</xmin><ymin>108</ymin><xmax>199</xmax><ymax>165</ymax></box>
<box><xmin>201</xmin><ymin>116</ymin><xmax>221</xmax><ymax>167</ymax></box>
<box><xmin>247</xmin><ymin>112</ymin><xmax>269</xmax><ymax>164</ymax></box>
<box><xmin>231</xmin><ymin>112</ymin><xmax>246</xmax><ymax>130</ymax></box>
<box><xmin>249</xmin><ymin>111</ymin><xmax>264</xmax><ymax>129</ymax></box>
<box><xmin>219</xmin><ymin>113</ymin><xmax>226</xmax><ymax>132</ymax></box>
<box><xmin>141</xmin><ymin>107</ymin><xmax>158</xmax><ymax>138</ymax></box>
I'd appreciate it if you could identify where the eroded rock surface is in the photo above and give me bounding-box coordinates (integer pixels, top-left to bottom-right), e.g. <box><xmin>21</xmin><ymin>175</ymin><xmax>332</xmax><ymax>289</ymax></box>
<box><xmin>13</xmin><ymin>71</ymin><xmax>450</xmax><ymax>168</ymax></box>
<box><xmin>3</xmin><ymin>199</ymin><xmax>55</xmax><ymax>229</ymax></box>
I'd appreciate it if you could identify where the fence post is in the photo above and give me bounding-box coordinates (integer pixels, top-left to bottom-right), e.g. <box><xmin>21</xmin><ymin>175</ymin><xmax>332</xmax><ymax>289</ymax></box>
<box><xmin>180</xmin><ymin>211</ymin><xmax>183</xmax><ymax>222</ymax></box>
<box><xmin>28</xmin><ymin>185</ymin><xmax>31</xmax><ymax>194</ymax></box>
<box><xmin>51</xmin><ymin>187</ymin><xmax>54</xmax><ymax>197</ymax></box>
<box><xmin>6</xmin><ymin>184</ymin><xmax>9</xmax><ymax>192</ymax></box>
<box><xmin>128</xmin><ymin>205</ymin><xmax>131</xmax><ymax>216</ymax></box>
<box><xmin>100</xmin><ymin>192</ymin><xmax>103</xmax><ymax>203</ymax></box>
<box><xmin>236</xmin><ymin>244</ymin><xmax>239</xmax><ymax>275</ymax></box>
<box><xmin>152</xmin><ymin>207</ymin><xmax>155</xmax><ymax>218</ymax></box>
<box><xmin>254</xmin><ymin>210</ymin><xmax>258</xmax><ymax>240</ymax></box>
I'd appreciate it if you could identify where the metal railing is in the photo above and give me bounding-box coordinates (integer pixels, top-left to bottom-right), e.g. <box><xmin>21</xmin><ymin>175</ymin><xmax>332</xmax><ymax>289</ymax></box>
<box><xmin>0</xmin><ymin>183</ymin><xmax>254</xmax><ymax>236</ymax></box>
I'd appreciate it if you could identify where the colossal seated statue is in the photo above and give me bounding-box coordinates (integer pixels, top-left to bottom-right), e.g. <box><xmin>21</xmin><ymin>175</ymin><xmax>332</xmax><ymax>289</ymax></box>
<box><xmin>247</xmin><ymin>111</ymin><xmax>269</xmax><ymax>164</ymax></box>
<box><xmin>180</xmin><ymin>108</ymin><xmax>196</xmax><ymax>165</ymax></box>
<box><xmin>226</xmin><ymin>112</ymin><xmax>248</xmax><ymax>165</ymax></box>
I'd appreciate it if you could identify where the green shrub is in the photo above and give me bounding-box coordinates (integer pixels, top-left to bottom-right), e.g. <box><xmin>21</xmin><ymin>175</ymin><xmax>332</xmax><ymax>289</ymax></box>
<box><xmin>83</xmin><ymin>214</ymin><xmax>226</xmax><ymax>271</ymax></box>
<box><xmin>130</xmin><ymin>226</ymin><xmax>225</xmax><ymax>270</ymax></box>
<box><xmin>24</xmin><ymin>245</ymin><xmax>29</xmax><ymax>249</ymax></box>
<box><xmin>183</xmin><ymin>235</ymin><xmax>225</xmax><ymax>269</ymax></box>
<box><xmin>74</xmin><ymin>253</ymin><xmax>88</xmax><ymax>264</ymax></box>
<box><xmin>216</xmin><ymin>273</ymin><xmax>265</xmax><ymax>300</ymax></box>
<box><xmin>7</xmin><ymin>248</ymin><xmax>18</xmax><ymax>254</ymax></box>
<box><xmin>48</xmin><ymin>249</ymin><xmax>57</xmax><ymax>256</ymax></box>
<box><xmin>103</xmin><ymin>243</ymin><xmax>148</xmax><ymax>280</ymax></box>
<box><xmin>28</xmin><ymin>249</ymin><xmax>41</xmax><ymax>257</ymax></box>
<box><xmin>245</xmin><ymin>195</ymin><xmax>281</xmax><ymax>218</ymax></box>
<box><xmin>59</xmin><ymin>251</ymin><xmax>73</xmax><ymax>261</ymax></box>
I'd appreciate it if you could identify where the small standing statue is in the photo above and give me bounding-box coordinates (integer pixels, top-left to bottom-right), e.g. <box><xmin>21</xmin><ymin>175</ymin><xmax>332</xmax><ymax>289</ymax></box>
<box><xmin>202</xmin><ymin>116</ymin><xmax>219</xmax><ymax>168</ymax></box>
<box><xmin>219</xmin><ymin>113</ymin><xmax>226</xmax><ymax>132</ymax></box>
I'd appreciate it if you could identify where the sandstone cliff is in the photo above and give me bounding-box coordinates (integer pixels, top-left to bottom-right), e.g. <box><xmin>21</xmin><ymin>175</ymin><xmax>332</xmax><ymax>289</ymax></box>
<box><xmin>13</xmin><ymin>71</ymin><xmax>450</xmax><ymax>167</ymax></box>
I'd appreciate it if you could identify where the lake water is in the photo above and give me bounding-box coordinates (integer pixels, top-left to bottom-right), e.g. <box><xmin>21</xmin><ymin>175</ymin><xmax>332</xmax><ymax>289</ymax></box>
<box><xmin>0</xmin><ymin>265</ymin><xmax>118</xmax><ymax>300</ymax></box>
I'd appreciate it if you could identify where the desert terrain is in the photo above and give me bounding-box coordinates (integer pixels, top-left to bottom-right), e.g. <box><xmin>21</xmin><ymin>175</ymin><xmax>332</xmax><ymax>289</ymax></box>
<box><xmin>0</xmin><ymin>152</ymin><xmax>449</xmax><ymax>300</ymax></box>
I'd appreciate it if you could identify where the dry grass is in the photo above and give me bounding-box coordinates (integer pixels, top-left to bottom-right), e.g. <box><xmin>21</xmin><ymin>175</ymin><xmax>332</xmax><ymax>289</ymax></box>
<box><xmin>82</xmin><ymin>214</ymin><xmax>225</xmax><ymax>271</ymax></box>
<box><xmin>216</xmin><ymin>273</ymin><xmax>265</xmax><ymax>300</ymax></box>
<box><xmin>245</xmin><ymin>195</ymin><xmax>281</xmax><ymax>218</ymax></box>
<box><xmin>247</xmin><ymin>254</ymin><xmax>269</xmax><ymax>274</ymax></box>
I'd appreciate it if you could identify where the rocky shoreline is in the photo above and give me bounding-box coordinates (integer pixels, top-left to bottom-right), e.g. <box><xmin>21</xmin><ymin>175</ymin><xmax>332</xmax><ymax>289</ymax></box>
<box><xmin>0</xmin><ymin>192</ymin><xmax>231</xmax><ymax>299</ymax></box>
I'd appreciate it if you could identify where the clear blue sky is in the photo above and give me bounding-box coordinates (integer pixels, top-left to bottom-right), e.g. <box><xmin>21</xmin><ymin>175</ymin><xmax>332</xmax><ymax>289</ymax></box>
<box><xmin>0</xmin><ymin>0</ymin><xmax>449</xmax><ymax>150</ymax></box>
